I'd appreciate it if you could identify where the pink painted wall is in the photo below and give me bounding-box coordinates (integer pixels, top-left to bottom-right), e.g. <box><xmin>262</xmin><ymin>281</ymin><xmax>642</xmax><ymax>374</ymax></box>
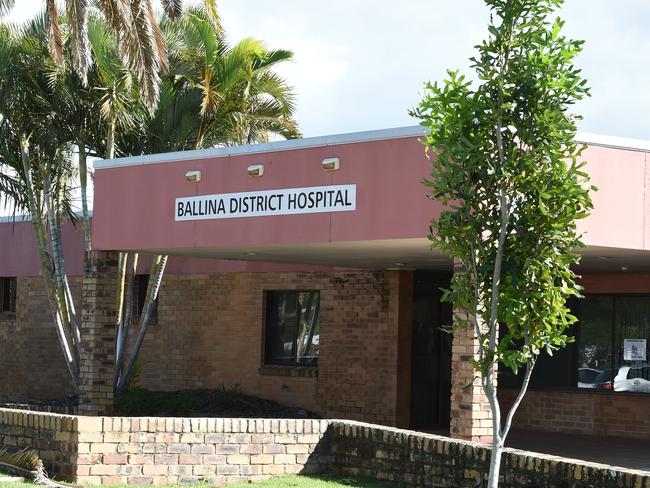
<box><xmin>3</xmin><ymin>134</ymin><xmax>650</xmax><ymax>277</ymax></box>
<box><xmin>576</xmin><ymin>145</ymin><xmax>649</xmax><ymax>250</ymax></box>
<box><xmin>0</xmin><ymin>220</ymin><xmax>338</xmax><ymax>277</ymax></box>
<box><xmin>92</xmin><ymin>137</ymin><xmax>438</xmax><ymax>251</ymax></box>
<box><xmin>92</xmin><ymin>136</ymin><xmax>650</xmax><ymax>254</ymax></box>
<box><xmin>0</xmin><ymin>221</ymin><xmax>85</xmax><ymax>277</ymax></box>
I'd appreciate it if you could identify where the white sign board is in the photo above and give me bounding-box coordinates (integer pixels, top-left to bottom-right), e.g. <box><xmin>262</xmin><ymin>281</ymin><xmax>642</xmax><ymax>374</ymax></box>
<box><xmin>624</xmin><ymin>339</ymin><xmax>647</xmax><ymax>361</ymax></box>
<box><xmin>175</xmin><ymin>184</ymin><xmax>356</xmax><ymax>221</ymax></box>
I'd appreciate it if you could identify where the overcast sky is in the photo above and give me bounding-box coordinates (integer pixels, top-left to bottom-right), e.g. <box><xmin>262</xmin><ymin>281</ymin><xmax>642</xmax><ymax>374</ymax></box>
<box><xmin>5</xmin><ymin>1</ymin><xmax>650</xmax><ymax>140</ymax></box>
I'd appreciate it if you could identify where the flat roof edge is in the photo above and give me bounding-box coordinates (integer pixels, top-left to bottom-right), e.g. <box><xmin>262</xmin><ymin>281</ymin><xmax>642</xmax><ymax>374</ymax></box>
<box><xmin>576</xmin><ymin>132</ymin><xmax>650</xmax><ymax>152</ymax></box>
<box><xmin>93</xmin><ymin>127</ymin><xmax>650</xmax><ymax>171</ymax></box>
<box><xmin>0</xmin><ymin>215</ymin><xmax>32</xmax><ymax>224</ymax></box>
<box><xmin>0</xmin><ymin>210</ymin><xmax>93</xmax><ymax>224</ymax></box>
<box><xmin>94</xmin><ymin>125</ymin><xmax>428</xmax><ymax>170</ymax></box>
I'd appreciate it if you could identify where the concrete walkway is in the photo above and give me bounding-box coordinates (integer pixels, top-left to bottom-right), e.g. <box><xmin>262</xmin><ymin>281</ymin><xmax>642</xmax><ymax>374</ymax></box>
<box><xmin>506</xmin><ymin>430</ymin><xmax>650</xmax><ymax>472</ymax></box>
<box><xmin>426</xmin><ymin>427</ymin><xmax>650</xmax><ymax>472</ymax></box>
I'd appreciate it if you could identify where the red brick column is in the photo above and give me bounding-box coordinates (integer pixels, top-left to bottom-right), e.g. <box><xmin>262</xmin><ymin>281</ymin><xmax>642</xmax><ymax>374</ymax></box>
<box><xmin>449</xmin><ymin>260</ymin><xmax>493</xmax><ymax>443</ymax></box>
<box><xmin>79</xmin><ymin>251</ymin><xmax>119</xmax><ymax>415</ymax></box>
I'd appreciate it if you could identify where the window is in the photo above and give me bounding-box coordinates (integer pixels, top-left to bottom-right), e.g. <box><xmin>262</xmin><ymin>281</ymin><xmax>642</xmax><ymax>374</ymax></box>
<box><xmin>135</xmin><ymin>274</ymin><xmax>158</xmax><ymax>320</ymax></box>
<box><xmin>0</xmin><ymin>277</ymin><xmax>16</xmax><ymax>313</ymax></box>
<box><xmin>578</xmin><ymin>295</ymin><xmax>650</xmax><ymax>393</ymax></box>
<box><xmin>502</xmin><ymin>294</ymin><xmax>650</xmax><ymax>394</ymax></box>
<box><xmin>265</xmin><ymin>291</ymin><xmax>320</xmax><ymax>366</ymax></box>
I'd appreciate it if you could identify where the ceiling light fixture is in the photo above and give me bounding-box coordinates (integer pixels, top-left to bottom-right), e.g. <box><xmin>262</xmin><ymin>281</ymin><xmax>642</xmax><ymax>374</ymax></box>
<box><xmin>185</xmin><ymin>170</ymin><xmax>201</xmax><ymax>182</ymax></box>
<box><xmin>247</xmin><ymin>164</ymin><xmax>264</xmax><ymax>177</ymax></box>
<box><xmin>322</xmin><ymin>157</ymin><xmax>340</xmax><ymax>171</ymax></box>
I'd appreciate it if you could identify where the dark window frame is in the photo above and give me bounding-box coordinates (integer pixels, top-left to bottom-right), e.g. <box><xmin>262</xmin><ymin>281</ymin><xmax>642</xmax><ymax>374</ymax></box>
<box><xmin>502</xmin><ymin>292</ymin><xmax>650</xmax><ymax>396</ymax></box>
<box><xmin>263</xmin><ymin>289</ymin><xmax>320</xmax><ymax>367</ymax></box>
<box><xmin>0</xmin><ymin>277</ymin><xmax>17</xmax><ymax>314</ymax></box>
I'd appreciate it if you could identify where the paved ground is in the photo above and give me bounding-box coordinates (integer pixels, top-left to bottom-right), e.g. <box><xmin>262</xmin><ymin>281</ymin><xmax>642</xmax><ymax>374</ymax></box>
<box><xmin>506</xmin><ymin>429</ymin><xmax>650</xmax><ymax>472</ymax></box>
<box><xmin>427</xmin><ymin>427</ymin><xmax>650</xmax><ymax>472</ymax></box>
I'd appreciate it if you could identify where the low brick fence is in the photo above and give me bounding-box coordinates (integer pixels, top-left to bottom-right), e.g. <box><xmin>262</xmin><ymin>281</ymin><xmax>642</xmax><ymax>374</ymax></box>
<box><xmin>2</xmin><ymin>408</ymin><xmax>650</xmax><ymax>487</ymax></box>
<box><xmin>76</xmin><ymin>417</ymin><xmax>331</xmax><ymax>485</ymax></box>
<box><xmin>331</xmin><ymin>421</ymin><xmax>650</xmax><ymax>488</ymax></box>
<box><xmin>0</xmin><ymin>408</ymin><xmax>79</xmax><ymax>479</ymax></box>
<box><xmin>0</xmin><ymin>408</ymin><xmax>330</xmax><ymax>485</ymax></box>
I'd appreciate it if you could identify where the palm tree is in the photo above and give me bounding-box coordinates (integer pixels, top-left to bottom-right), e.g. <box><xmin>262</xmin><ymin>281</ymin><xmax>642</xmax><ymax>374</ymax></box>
<box><xmin>0</xmin><ymin>6</ymin><xmax>300</xmax><ymax>394</ymax></box>
<box><xmin>139</xmin><ymin>7</ymin><xmax>300</xmax><ymax>154</ymax></box>
<box><xmin>0</xmin><ymin>14</ymin><xmax>83</xmax><ymax>385</ymax></box>
<box><xmin>0</xmin><ymin>0</ymin><xmax>221</xmax><ymax>111</ymax></box>
<box><xmin>113</xmin><ymin>7</ymin><xmax>300</xmax><ymax>393</ymax></box>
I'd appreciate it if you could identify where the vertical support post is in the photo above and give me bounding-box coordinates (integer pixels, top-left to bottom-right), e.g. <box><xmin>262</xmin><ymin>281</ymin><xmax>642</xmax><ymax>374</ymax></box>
<box><xmin>78</xmin><ymin>251</ymin><xmax>118</xmax><ymax>415</ymax></box>
<box><xmin>449</xmin><ymin>260</ymin><xmax>493</xmax><ymax>443</ymax></box>
<box><xmin>395</xmin><ymin>270</ymin><xmax>414</xmax><ymax>429</ymax></box>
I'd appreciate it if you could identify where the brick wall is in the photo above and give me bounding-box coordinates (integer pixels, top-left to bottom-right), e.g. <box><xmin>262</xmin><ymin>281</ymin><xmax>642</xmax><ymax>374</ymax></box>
<box><xmin>2</xmin><ymin>409</ymin><xmax>649</xmax><ymax>487</ymax></box>
<box><xmin>5</xmin><ymin>268</ymin><xmax>650</xmax><ymax>443</ymax></box>
<box><xmin>499</xmin><ymin>388</ymin><xmax>650</xmax><ymax>440</ymax></box>
<box><xmin>0</xmin><ymin>408</ymin><xmax>79</xmax><ymax>480</ymax></box>
<box><xmin>0</xmin><ymin>408</ymin><xmax>330</xmax><ymax>485</ymax></box>
<box><xmin>331</xmin><ymin>420</ymin><xmax>650</xmax><ymax>488</ymax></box>
<box><xmin>1</xmin><ymin>270</ymin><xmax>405</xmax><ymax>425</ymax></box>
<box><xmin>138</xmin><ymin>270</ymin><xmax>403</xmax><ymax>425</ymax></box>
<box><xmin>0</xmin><ymin>277</ymin><xmax>76</xmax><ymax>401</ymax></box>
<box><xmin>75</xmin><ymin>416</ymin><xmax>331</xmax><ymax>485</ymax></box>
<box><xmin>0</xmin><ymin>307</ymin><xmax>16</xmax><ymax>399</ymax></box>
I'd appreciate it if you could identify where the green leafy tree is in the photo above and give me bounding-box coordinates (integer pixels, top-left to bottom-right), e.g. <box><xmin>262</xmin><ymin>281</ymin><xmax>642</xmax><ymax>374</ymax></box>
<box><xmin>411</xmin><ymin>0</ymin><xmax>593</xmax><ymax>485</ymax></box>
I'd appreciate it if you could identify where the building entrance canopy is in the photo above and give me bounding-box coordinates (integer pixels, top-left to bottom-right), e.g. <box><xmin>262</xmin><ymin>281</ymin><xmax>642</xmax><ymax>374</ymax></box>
<box><xmin>92</xmin><ymin>126</ymin><xmax>650</xmax><ymax>271</ymax></box>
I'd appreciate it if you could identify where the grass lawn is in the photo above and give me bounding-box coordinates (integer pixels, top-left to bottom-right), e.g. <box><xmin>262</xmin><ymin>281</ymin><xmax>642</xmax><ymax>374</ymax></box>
<box><xmin>0</xmin><ymin>474</ymin><xmax>395</xmax><ymax>488</ymax></box>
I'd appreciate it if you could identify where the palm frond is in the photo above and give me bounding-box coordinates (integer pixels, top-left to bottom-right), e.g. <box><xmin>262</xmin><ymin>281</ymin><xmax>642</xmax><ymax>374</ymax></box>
<box><xmin>252</xmin><ymin>48</ymin><xmax>294</xmax><ymax>72</ymax></box>
<box><xmin>46</xmin><ymin>0</ymin><xmax>63</xmax><ymax>65</ymax></box>
<box><xmin>66</xmin><ymin>0</ymin><xmax>91</xmax><ymax>85</ymax></box>
<box><xmin>183</xmin><ymin>7</ymin><xmax>221</xmax><ymax>62</ymax></box>
<box><xmin>203</xmin><ymin>0</ymin><xmax>222</xmax><ymax>33</ymax></box>
<box><xmin>0</xmin><ymin>0</ymin><xmax>15</xmax><ymax>16</ymax></box>
<box><xmin>125</xmin><ymin>0</ymin><xmax>162</xmax><ymax>112</ymax></box>
<box><xmin>0</xmin><ymin>447</ymin><xmax>74</xmax><ymax>488</ymax></box>
<box><xmin>162</xmin><ymin>0</ymin><xmax>183</xmax><ymax>20</ymax></box>
<box><xmin>96</xmin><ymin>0</ymin><xmax>131</xmax><ymax>36</ymax></box>
<box><xmin>0</xmin><ymin>447</ymin><xmax>42</xmax><ymax>479</ymax></box>
<box><xmin>253</xmin><ymin>72</ymin><xmax>297</xmax><ymax>113</ymax></box>
<box><xmin>96</xmin><ymin>0</ymin><xmax>161</xmax><ymax>112</ymax></box>
<box><xmin>145</xmin><ymin>0</ymin><xmax>168</xmax><ymax>73</ymax></box>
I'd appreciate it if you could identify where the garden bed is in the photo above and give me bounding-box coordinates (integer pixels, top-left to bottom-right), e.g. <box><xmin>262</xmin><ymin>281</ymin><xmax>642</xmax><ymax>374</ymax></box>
<box><xmin>114</xmin><ymin>388</ymin><xmax>320</xmax><ymax>418</ymax></box>
<box><xmin>0</xmin><ymin>388</ymin><xmax>319</xmax><ymax>419</ymax></box>
<box><xmin>0</xmin><ymin>396</ymin><xmax>77</xmax><ymax>415</ymax></box>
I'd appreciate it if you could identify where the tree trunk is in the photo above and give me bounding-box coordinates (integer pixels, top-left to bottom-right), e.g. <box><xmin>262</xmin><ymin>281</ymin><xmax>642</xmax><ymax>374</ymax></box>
<box><xmin>115</xmin><ymin>254</ymin><xmax>168</xmax><ymax>393</ymax></box>
<box><xmin>78</xmin><ymin>144</ymin><xmax>92</xmax><ymax>253</ymax></box>
<box><xmin>106</xmin><ymin>116</ymin><xmax>116</xmax><ymax>159</ymax></box>
<box><xmin>44</xmin><ymin>180</ymin><xmax>81</xmax><ymax>363</ymax></box>
<box><xmin>19</xmin><ymin>135</ymin><xmax>80</xmax><ymax>386</ymax></box>
<box><xmin>487</xmin><ymin>437</ymin><xmax>504</xmax><ymax>488</ymax></box>
<box><xmin>114</xmin><ymin>252</ymin><xmax>137</xmax><ymax>387</ymax></box>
